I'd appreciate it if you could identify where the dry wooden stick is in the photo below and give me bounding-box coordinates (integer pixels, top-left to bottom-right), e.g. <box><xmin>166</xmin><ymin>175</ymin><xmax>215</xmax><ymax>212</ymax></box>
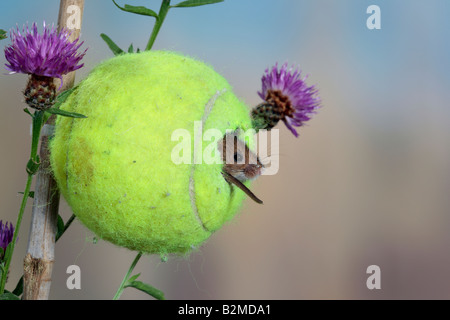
<box><xmin>23</xmin><ymin>0</ymin><xmax>85</xmax><ymax>300</ymax></box>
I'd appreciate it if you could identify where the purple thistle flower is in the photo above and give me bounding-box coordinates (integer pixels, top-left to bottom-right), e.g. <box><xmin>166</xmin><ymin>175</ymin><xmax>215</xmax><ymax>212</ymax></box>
<box><xmin>252</xmin><ymin>63</ymin><xmax>320</xmax><ymax>137</ymax></box>
<box><xmin>0</xmin><ymin>221</ymin><xmax>14</xmax><ymax>260</ymax></box>
<box><xmin>4</xmin><ymin>22</ymin><xmax>86</xmax><ymax>82</ymax></box>
<box><xmin>4</xmin><ymin>22</ymin><xmax>86</xmax><ymax>110</ymax></box>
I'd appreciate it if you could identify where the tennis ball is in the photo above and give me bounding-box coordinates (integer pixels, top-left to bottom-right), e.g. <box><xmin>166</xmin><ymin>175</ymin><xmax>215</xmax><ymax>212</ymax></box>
<box><xmin>50</xmin><ymin>51</ymin><xmax>253</xmax><ymax>255</ymax></box>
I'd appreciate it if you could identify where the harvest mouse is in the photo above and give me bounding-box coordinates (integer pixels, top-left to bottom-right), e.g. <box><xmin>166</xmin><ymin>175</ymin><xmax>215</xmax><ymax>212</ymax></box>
<box><xmin>218</xmin><ymin>132</ymin><xmax>264</xmax><ymax>204</ymax></box>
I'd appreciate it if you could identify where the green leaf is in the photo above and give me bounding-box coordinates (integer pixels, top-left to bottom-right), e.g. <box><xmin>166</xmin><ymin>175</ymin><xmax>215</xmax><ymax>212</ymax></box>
<box><xmin>0</xmin><ymin>29</ymin><xmax>6</xmax><ymax>40</ymax></box>
<box><xmin>0</xmin><ymin>247</ymin><xmax>3</xmax><ymax>259</ymax></box>
<box><xmin>127</xmin><ymin>273</ymin><xmax>141</xmax><ymax>283</ymax></box>
<box><xmin>45</xmin><ymin>108</ymin><xmax>87</xmax><ymax>119</ymax></box>
<box><xmin>12</xmin><ymin>277</ymin><xmax>23</xmax><ymax>297</ymax></box>
<box><xmin>100</xmin><ymin>33</ymin><xmax>125</xmax><ymax>56</ymax></box>
<box><xmin>53</xmin><ymin>87</ymin><xmax>77</xmax><ymax>109</ymax></box>
<box><xmin>43</xmin><ymin>86</ymin><xmax>79</xmax><ymax>123</ymax></box>
<box><xmin>18</xmin><ymin>191</ymin><xmax>34</xmax><ymax>199</ymax></box>
<box><xmin>0</xmin><ymin>292</ymin><xmax>20</xmax><ymax>300</ymax></box>
<box><xmin>128</xmin><ymin>43</ymin><xmax>134</xmax><ymax>53</ymax></box>
<box><xmin>56</xmin><ymin>215</ymin><xmax>65</xmax><ymax>241</ymax></box>
<box><xmin>23</xmin><ymin>108</ymin><xmax>33</xmax><ymax>117</ymax></box>
<box><xmin>112</xmin><ymin>0</ymin><xmax>158</xmax><ymax>18</ymax></box>
<box><xmin>3</xmin><ymin>242</ymin><xmax>14</xmax><ymax>263</ymax></box>
<box><xmin>55</xmin><ymin>214</ymin><xmax>75</xmax><ymax>243</ymax></box>
<box><xmin>172</xmin><ymin>0</ymin><xmax>224</xmax><ymax>8</ymax></box>
<box><xmin>125</xmin><ymin>281</ymin><xmax>165</xmax><ymax>300</ymax></box>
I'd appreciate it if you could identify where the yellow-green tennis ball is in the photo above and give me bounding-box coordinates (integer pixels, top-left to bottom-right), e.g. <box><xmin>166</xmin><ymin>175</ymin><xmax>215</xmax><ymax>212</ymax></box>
<box><xmin>50</xmin><ymin>51</ymin><xmax>253</xmax><ymax>255</ymax></box>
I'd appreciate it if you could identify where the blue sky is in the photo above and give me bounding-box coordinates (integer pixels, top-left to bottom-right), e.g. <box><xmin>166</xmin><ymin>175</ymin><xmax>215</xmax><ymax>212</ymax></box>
<box><xmin>1</xmin><ymin>0</ymin><xmax>450</xmax><ymax>130</ymax></box>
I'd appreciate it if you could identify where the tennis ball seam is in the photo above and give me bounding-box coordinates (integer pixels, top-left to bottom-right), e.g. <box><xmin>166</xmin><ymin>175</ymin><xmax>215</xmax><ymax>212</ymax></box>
<box><xmin>189</xmin><ymin>88</ymin><xmax>227</xmax><ymax>232</ymax></box>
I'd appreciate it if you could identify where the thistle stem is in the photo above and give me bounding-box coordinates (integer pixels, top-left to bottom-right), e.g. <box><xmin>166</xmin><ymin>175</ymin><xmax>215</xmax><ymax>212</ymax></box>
<box><xmin>145</xmin><ymin>0</ymin><xmax>171</xmax><ymax>51</ymax></box>
<box><xmin>0</xmin><ymin>176</ymin><xmax>32</xmax><ymax>294</ymax></box>
<box><xmin>113</xmin><ymin>251</ymin><xmax>143</xmax><ymax>300</ymax></box>
<box><xmin>0</xmin><ymin>111</ymin><xmax>44</xmax><ymax>295</ymax></box>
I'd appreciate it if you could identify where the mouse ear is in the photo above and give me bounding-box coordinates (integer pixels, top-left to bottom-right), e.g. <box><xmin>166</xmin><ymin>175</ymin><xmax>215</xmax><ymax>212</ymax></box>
<box><xmin>224</xmin><ymin>127</ymin><xmax>241</xmax><ymax>138</ymax></box>
<box><xmin>232</xmin><ymin>127</ymin><xmax>242</xmax><ymax>136</ymax></box>
<box><xmin>217</xmin><ymin>132</ymin><xmax>236</xmax><ymax>164</ymax></box>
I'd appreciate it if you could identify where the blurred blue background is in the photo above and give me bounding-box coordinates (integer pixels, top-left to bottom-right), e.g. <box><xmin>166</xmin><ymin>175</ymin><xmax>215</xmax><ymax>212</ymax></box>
<box><xmin>1</xmin><ymin>0</ymin><xmax>450</xmax><ymax>299</ymax></box>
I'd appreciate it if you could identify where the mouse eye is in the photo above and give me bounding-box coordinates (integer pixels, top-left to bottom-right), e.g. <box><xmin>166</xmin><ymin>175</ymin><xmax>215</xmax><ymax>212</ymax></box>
<box><xmin>234</xmin><ymin>152</ymin><xmax>243</xmax><ymax>163</ymax></box>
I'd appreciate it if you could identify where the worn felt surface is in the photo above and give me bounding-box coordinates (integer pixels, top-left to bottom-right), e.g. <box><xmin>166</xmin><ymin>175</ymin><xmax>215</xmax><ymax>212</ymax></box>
<box><xmin>50</xmin><ymin>51</ymin><xmax>252</xmax><ymax>255</ymax></box>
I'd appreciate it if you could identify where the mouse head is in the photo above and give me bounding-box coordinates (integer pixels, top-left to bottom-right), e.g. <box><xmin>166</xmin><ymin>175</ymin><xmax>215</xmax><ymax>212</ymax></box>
<box><xmin>218</xmin><ymin>131</ymin><xmax>263</xmax><ymax>182</ymax></box>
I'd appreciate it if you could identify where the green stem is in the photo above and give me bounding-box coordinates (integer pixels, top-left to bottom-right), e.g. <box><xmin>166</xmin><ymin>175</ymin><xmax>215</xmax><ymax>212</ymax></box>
<box><xmin>0</xmin><ymin>175</ymin><xmax>33</xmax><ymax>294</ymax></box>
<box><xmin>30</xmin><ymin>111</ymin><xmax>44</xmax><ymax>162</ymax></box>
<box><xmin>0</xmin><ymin>110</ymin><xmax>44</xmax><ymax>295</ymax></box>
<box><xmin>145</xmin><ymin>0</ymin><xmax>171</xmax><ymax>51</ymax></box>
<box><xmin>113</xmin><ymin>251</ymin><xmax>143</xmax><ymax>300</ymax></box>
